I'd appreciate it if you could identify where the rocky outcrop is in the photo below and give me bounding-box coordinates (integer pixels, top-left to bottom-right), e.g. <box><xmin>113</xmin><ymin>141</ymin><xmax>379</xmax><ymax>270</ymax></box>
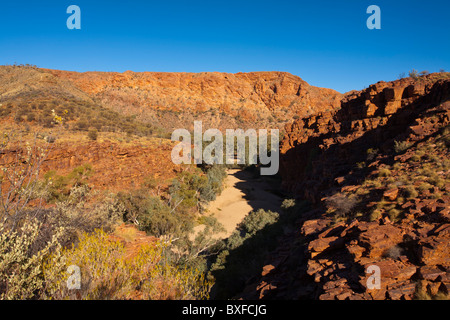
<box><xmin>241</xmin><ymin>200</ymin><xmax>449</xmax><ymax>300</ymax></box>
<box><xmin>0</xmin><ymin>139</ymin><xmax>180</xmax><ymax>192</ymax></box>
<box><xmin>280</xmin><ymin>73</ymin><xmax>450</xmax><ymax>202</ymax></box>
<box><xmin>239</xmin><ymin>73</ymin><xmax>450</xmax><ymax>300</ymax></box>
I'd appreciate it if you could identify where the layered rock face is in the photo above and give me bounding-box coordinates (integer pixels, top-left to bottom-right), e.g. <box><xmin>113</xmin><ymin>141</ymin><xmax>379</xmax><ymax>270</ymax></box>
<box><xmin>240</xmin><ymin>73</ymin><xmax>450</xmax><ymax>300</ymax></box>
<box><xmin>280</xmin><ymin>74</ymin><xmax>450</xmax><ymax>201</ymax></box>
<box><xmin>0</xmin><ymin>139</ymin><xmax>179</xmax><ymax>192</ymax></box>
<box><xmin>46</xmin><ymin>69</ymin><xmax>342</xmax><ymax>130</ymax></box>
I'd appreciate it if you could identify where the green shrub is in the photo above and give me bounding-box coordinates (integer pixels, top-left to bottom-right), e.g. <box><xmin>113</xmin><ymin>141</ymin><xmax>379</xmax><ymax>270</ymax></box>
<box><xmin>281</xmin><ymin>198</ymin><xmax>296</xmax><ymax>211</ymax></box>
<box><xmin>43</xmin><ymin>164</ymin><xmax>93</xmax><ymax>203</ymax></box>
<box><xmin>428</xmin><ymin>175</ymin><xmax>445</xmax><ymax>189</ymax></box>
<box><xmin>418</xmin><ymin>182</ymin><xmax>433</xmax><ymax>192</ymax></box>
<box><xmin>200</xmin><ymin>165</ymin><xmax>227</xmax><ymax>202</ymax></box>
<box><xmin>369</xmin><ymin>209</ymin><xmax>383</xmax><ymax>222</ymax></box>
<box><xmin>169</xmin><ymin>170</ymin><xmax>208</xmax><ymax>211</ymax></box>
<box><xmin>118</xmin><ymin>189</ymin><xmax>192</xmax><ymax>237</ymax></box>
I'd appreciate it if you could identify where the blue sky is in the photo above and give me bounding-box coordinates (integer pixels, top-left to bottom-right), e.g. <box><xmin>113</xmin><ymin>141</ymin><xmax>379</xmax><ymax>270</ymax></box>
<box><xmin>0</xmin><ymin>0</ymin><xmax>449</xmax><ymax>93</ymax></box>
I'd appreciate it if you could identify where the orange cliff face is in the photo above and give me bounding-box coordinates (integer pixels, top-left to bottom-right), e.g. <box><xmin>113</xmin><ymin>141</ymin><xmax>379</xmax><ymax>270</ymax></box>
<box><xmin>280</xmin><ymin>73</ymin><xmax>450</xmax><ymax>199</ymax></box>
<box><xmin>46</xmin><ymin>69</ymin><xmax>342</xmax><ymax>131</ymax></box>
<box><xmin>0</xmin><ymin>138</ymin><xmax>181</xmax><ymax>194</ymax></box>
<box><xmin>237</xmin><ymin>73</ymin><xmax>450</xmax><ymax>300</ymax></box>
<box><xmin>0</xmin><ymin>66</ymin><xmax>338</xmax><ymax>199</ymax></box>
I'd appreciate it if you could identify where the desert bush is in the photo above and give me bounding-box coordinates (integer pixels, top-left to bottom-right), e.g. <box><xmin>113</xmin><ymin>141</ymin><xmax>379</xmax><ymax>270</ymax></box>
<box><xmin>42</xmin><ymin>164</ymin><xmax>93</xmax><ymax>203</ymax></box>
<box><xmin>378</xmin><ymin>168</ymin><xmax>392</xmax><ymax>177</ymax></box>
<box><xmin>428</xmin><ymin>175</ymin><xmax>445</xmax><ymax>189</ymax></box>
<box><xmin>281</xmin><ymin>198</ymin><xmax>296</xmax><ymax>211</ymax></box>
<box><xmin>49</xmin><ymin>185</ymin><xmax>124</xmax><ymax>246</ymax></box>
<box><xmin>87</xmin><ymin>128</ymin><xmax>98</xmax><ymax>141</ymax></box>
<box><xmin>366</xmin><ymin>148</ymin><xmax>379</xmax><ymax>161</ymax></box>
<box><xmin>388</xmin><ymin>208</ymin><xmax>402</xmax><ymax>222</ymax></box>
<box><xmin>383</xmin><ymin>245</ymin><xmax>404</xmax><ymax>259</ymax></box>
<box><xmin>0</xmin><ymin>219</ymin><xmax>64</xmax><ymax>299</ymax></box>
<box><xmin>118</xmin><ymin>189</ymin><xmax>192</xmax><ymax>237</ymax></box>
<box><xmin>169</xmin><ymin>215</ymin><xmax>225</xmax><ymax>271</ymax></box>
<box><xmin>417</xmin><ymin>182</ymin><xmax>433</xmax><ymax>192</ymax></box>
<box><xmin>394</xmin><ymin>140</ymin><xmax>413</xmax><ymax>154</ymax></box>
<box><xmin>403</xmin><ymin>185</ymin><xmax>419</xmax><ymax>199</ymax></box>
<box><xmin>325</xmin><ymin>193</ymin><xmax>359</xmax><ymax>218</ymax></box>
<box><xmin>199</xmin><ymin>165</ymin><xmax>227</xmax><ymax>202</ymax></box>
<box><xmin>169</xmin><ymin>170</ymin><xmax>208</xmax><ymax>212</ymax></box>
<box><xmin>44</xmin><ymin>229</ymin><xmax>212</xmax><ymax>300</ymax></box>
<box><xmin>0</xmin><ymin>131</ymin><xmax>58</xmax><ymax>228</ymax></box>
<box><xmin>76</xmin><ymin>119</ymin><xmax>89</xmax><ymax>131</ymax></box>
<box><xmin>369</xmin><ymin>209</ymin><xmax>383</xmax><ymax>222</ymax></box>
<box><xmin>409</xmin><ymin>69</ymin><xmax>419</xmax><ymax>79</ymax></box>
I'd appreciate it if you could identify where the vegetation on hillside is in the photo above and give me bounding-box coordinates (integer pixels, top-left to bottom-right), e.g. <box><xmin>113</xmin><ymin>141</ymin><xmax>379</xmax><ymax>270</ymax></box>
<box><xmin>0</xmin><ymin>112</ymin><xmax>228</xmax><ymax>299</ymax></box>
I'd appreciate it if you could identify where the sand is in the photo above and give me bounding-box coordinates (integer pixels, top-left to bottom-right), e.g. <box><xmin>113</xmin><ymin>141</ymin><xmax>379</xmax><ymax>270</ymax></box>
<box><xmin>198</xmin><ymin>168</ymin><xmax>282</xmax><ymax>239</ymax></box>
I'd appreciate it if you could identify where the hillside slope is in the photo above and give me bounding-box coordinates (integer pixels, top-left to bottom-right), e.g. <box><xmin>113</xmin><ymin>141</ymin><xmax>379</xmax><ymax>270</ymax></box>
<box><xmin>45</xmin><ymin>68</ymin><xmax>342</xmax><ymax>131</ymax></box>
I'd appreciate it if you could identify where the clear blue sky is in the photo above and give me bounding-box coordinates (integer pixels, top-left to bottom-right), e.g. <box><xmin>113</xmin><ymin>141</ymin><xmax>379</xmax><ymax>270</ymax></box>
<box><xmin>0</xmin><ymin>0</ymin><xmax>449</xmax><ymax>93</ymax></box>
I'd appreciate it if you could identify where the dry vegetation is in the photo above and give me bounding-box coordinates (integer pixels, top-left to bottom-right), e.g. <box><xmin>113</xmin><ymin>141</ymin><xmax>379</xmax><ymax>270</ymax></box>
<box><xmin>0</xmin><ymin>106</ymin><xmax>229</xmax><ymax>300</ymax></box>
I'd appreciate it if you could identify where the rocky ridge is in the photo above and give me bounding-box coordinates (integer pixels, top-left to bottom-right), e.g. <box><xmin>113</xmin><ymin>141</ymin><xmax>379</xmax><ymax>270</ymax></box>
<box><xmin>45</xmin><ymin>68</ymin><xmax>342</xmax><ymax>131</ymax></box>
<box><xmin>240</xmin><ymin>73</ymin><xmax>450</xmax><ymax>300</ymax></box>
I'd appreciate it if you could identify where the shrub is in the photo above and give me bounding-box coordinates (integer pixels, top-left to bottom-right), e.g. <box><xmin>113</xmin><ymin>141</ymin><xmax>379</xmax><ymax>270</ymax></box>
<box><xmin>44</xmin><ymin>229</ymin><xmax>212</xmax><ymax>300</ymax></box>
<box><xmin>404</xmin><ymin>185</ymin><xmax>419</xmax><ymax>199</ymax></box>
<box><xmin>87</xmin><ymin>128</ymin><xmax>98</xmax><ymax>141</ymax></box>
<box><xmin>234</xmin><ymin>209</ymin><xmax>279</xmax><ymax>242</ymax></box>
<box><xmin>388</xmin><ymin>208</ymin><xmax>402</xmax><ymax>222</ymax></box>
<box><xmin>378</xmin><ymin>168</ymin><xmax>392</xmax><ymax>177</ymax></box>
<box><xmin>366</xmin><ymin>148</ymin><xmax>379</xmax><ymax>161</ymax></box>
<box><xmin>369</xmin><ymin>209</ymin><xmax>383</xmax><ymax>222</ymax></box>
<box><xmin>0</xmin><ymin>219</ymin><xmax>63</xmax><ymax>299</ymax></box>
<box><xmin>384</xmin><ymin>245</ymin><xmax>404</xmax><ymax>259</ymax></box>
<box><xmin>43</xmin><ymin>164</ymin><xmax>93</xmax><ymax>203</ymax></box>
<box><xmin>200</xmin><ymin>165</ymin><xmax>227</xmax><ymax>202</ymax></box>
<box><xmin>418</xmin><ymin>182</ymin><xmax>433</xmax><ymax>192</ymax></box>
<box><xmin>394</xmin><ymin>140</ymin><xmax>413</xmax><ymax>154</ymax></box>
<box><xmin>325</xmin><ymin>193</ymin><xmax>359</xmax><ymax>217</ymax></box>
<box><xmin>281</xmin><ymin>198</ymin><xmax>296</xmax><ymax>211</ymax></box>
<box><xmin>118</xmin><ymin>189</ymin><xmax>192</xmax><ymax>237</ymax></box>
<box><xmin>356</xmin><ymin>161</ymin><xmax>366</xmax><ymax>169</ymax></box>
<box><xmin>169</xmin><ymin>170</ymin><xmax>208</xmax><ymax>211</ymax></box>
<box><xmin>428</xmin><ymin>176</ymin><xmax>445</xmax><ymax>189</ymax></box>
<box><xmin>50</xmin><ymin>185</ymin><xmax>124</xmax><ymax>246</ymax></box>
<box><xmin>409</xmin><ymin>69</ymin><xmax>419</xmax><ymax>79</ymax></box>
<box><xmin>76</xmin><ymin>120</ymin><xmax>89</xmax><ymax>131</ymax></box>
